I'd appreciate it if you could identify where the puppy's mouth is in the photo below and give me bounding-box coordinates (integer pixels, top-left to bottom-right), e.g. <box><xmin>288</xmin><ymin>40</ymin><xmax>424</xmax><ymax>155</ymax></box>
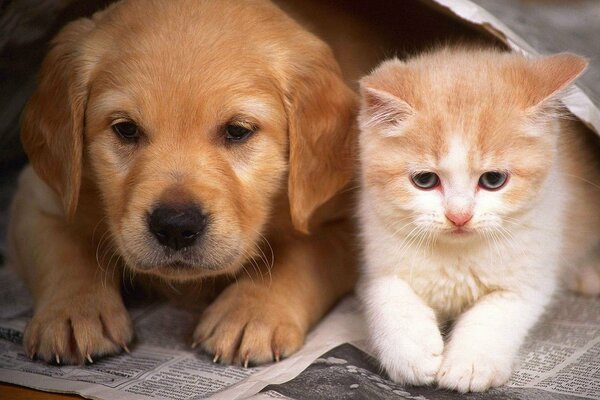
<box><xmin>139</xmin><ymin>252</ymin><xmax>235</xmax><ymax>270</ymax></box>
<box><xmin>120</xmin><ymin>243</ymin><xmax>244</xmax><ymax>281</ymax></box>
<box><xmin>159</xmin><ymin>263</ymin><xmax>233</xmax><ymax>280</ymax></box>
<box><xmin>161</xmin><ymin>261</ymin><xmax>195</xmax><ymax>270</ymax></box>
<box><xmin>115</xmin><ymin>218</ymin><xmax>247</xmax><ymax>281</ymax></box>
<box><xmin>130</xmin><ymin>258</ymin><xmax>241</xmax><ymax>281</ymax></box>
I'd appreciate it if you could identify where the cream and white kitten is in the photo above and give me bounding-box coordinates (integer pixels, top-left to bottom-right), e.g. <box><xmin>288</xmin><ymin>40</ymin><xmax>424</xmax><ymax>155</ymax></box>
<box><xmin>357</xmin><ymin>47</ymin><xmax>600</xmax><ymax>393</ymax></box>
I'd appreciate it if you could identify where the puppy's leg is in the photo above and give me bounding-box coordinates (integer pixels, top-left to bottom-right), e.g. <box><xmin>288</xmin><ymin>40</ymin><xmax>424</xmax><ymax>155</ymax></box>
<box><xmin>9</xmin><ymin>181</ymin><xmax>133</xmax><ymax>365</ymax></box>
<box><xmin>193</xmin><ymin>219</ymin><xmax>357</xmax><ymax>366</ymax></box>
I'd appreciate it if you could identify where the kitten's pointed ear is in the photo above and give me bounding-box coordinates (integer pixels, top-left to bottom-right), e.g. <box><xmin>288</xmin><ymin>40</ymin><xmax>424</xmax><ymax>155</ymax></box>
<box><xmin>358</xmin><ymin>59</ymin><xmax>416</xmax><ymax>133</ymax></box>
<box><xmin>358</xmin><ymin>85</ymin><xmax>414</xmax><ymax>131</ymax></box>
<box><xmin>528</xmin><ymin>53</ymin><xmax>588</xmax><ymax>108</ymax></box>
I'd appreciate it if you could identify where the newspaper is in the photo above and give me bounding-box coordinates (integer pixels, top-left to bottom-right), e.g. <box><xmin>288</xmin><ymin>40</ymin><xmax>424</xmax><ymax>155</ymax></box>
<box><xmin>0</xmin><ymin>268</ymin><xmax>366</xmax><ymax>400</ymax></box>
<box><xmin>1</xmin><ymin>265</ymin><xmax>599</xmax><ymax>400</ymax></box>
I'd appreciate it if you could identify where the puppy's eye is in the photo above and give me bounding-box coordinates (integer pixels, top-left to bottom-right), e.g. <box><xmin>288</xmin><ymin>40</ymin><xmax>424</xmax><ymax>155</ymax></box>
<box><xmin>479</xmin><ymin>171</ymin><xmax>509</xmax><ymax>191</ymax></box>
<box><xmin>112</xmin><ymin>121</ymin><xmax>140</xmax><ymax>142</ymax></box>
<box><xmin>225</xmin><ymin>124</ymin><xmax>254</xmax><ymax>142</ymax></box>
<box><xmin>411</xmin><ymin>172</ymin><xmax>440</xmax><ymax>190</ymax></box>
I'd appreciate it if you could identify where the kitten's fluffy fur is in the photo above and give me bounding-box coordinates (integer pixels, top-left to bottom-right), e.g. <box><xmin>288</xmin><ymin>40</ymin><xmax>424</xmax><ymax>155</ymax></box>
<box><xmin>358</xmin><ymin>47</ymin><xmax>600</xmax><ymax>392</ymax></box>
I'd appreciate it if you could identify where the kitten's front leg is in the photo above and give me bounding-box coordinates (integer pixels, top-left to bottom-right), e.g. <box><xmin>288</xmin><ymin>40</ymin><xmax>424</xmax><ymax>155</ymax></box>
<box><xmin>361</xmin><ymin>275</ymin><xmax>443</xmax><ymax>385</ymax></box>
<box><xmin>437</xmin><ymin>289</ymin><xmax>551</xmax><ymax>392</ymax></box>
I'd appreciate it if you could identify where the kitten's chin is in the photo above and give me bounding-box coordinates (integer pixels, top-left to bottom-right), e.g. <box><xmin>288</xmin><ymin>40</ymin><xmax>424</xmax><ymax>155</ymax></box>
<box><xmin>441</xmin><ymin>227</ymin><xmax>478</xmax><ymax>242</ymax></box>
<box><xmin>450</xmin><ymin>227</ymin><xmax>471</xmax><ymax>235</ymax></box>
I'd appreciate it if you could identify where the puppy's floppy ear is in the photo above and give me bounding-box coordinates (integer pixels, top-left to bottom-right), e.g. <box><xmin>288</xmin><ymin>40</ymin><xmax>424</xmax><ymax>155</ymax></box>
<box><xmin>286</xmin><ymin>45</ymin><xmax>357</xmax><ymax>234</ymax></box>
<box><xmin>21</xmin><ymin>18</ymin><xmax>97</xmax><ymax>219</ymax></box>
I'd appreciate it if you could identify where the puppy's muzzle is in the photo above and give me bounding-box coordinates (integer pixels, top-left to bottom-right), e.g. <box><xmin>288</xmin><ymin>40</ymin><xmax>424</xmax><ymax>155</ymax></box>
<box><xmin>148</xmin><ymin>203</ymin><xmax>208</xmax><ymax>251</ymax></box>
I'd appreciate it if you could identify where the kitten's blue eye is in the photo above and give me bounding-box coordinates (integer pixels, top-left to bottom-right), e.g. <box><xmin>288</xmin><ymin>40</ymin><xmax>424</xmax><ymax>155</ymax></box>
<box><xmin>411</xmin><ymin>172</ymin><xmax>439</xmax><ymax>190</ymax></box>
<box><xmin>479</xmin><ymin>171</ymin><xmax>508</xmax><ymax>190</ymax></box>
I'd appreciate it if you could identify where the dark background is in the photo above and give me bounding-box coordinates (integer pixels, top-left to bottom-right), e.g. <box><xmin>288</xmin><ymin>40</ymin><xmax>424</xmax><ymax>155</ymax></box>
<box><xmin>0</xmin><ymin>0</ymin><xmax>115</xmax><ymax>255</ymax></box>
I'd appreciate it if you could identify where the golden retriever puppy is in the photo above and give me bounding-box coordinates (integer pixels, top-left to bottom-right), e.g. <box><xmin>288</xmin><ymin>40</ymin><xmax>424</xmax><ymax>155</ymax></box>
<box><xmin>8</xmin><ymin>0</ymin><xmax>376</xmax><ymax>365</ymax></box>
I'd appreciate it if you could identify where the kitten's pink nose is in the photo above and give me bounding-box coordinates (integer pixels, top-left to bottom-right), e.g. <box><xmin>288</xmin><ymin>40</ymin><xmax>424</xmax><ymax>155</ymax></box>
<box><xmin>446</xmin><ymin>212</ymin><xmax>472</xmax><ymax>227</ymax></box>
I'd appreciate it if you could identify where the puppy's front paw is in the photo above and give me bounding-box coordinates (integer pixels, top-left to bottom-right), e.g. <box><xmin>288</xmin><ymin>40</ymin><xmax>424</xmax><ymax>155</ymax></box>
<box><xmin>193</xmin><ymin>282</ymin><xmax>304</xmax><ymax>366</ymax></box>
<box><xmin>24</xmin><ymin>292</ymin><xmax>133</xmax><ymax>365</ymax></box>
<box><xmin>375</xmin><ymin>314</ymin><xmax>443</xmax><ymax>386</ymax></box>
<box><xmin>437</xmin><ymin>343</ymin><xmax>512</xmax><ymax>393</ymax></box>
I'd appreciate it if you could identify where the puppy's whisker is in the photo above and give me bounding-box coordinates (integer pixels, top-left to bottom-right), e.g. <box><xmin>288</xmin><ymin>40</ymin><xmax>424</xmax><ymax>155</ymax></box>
<box><xmin>245</xmin><ymin>253</ymin><xmax>261</xmax><ymax>283</ymax></box>
<box><xmin>241</xmin><ymin>265</ymin><xmax>254</xmax><ymax>284</ymax></box>
<box><xmin>95</xmin><ymin>231</ymin><xmax>112</xmax><ymax>271</ymax></box>
<box><xmin>94</xmin><ymin>218</ymin><xmax>110</xmax><ymax>271</ymax></box>
<box><xmin>105</xmin><ymin>249</ymin><xmax>122</xmax><ymax>289</ymax></box>
<box><xmin>254</xmin><ymin>231</ymin><xmax>274</xmax><ymax>287</ymax></box>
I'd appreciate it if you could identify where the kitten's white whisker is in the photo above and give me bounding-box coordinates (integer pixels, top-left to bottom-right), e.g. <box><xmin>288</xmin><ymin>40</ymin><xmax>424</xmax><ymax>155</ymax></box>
<box><xmin>562</xmin><ymin>173</ymin><xmax>600</xmax><ymax>192</ymax></box>
<box><xmin>397</xmin><ymin>225</ymin><xmax>425</xmax><ymax>260</ymax></box>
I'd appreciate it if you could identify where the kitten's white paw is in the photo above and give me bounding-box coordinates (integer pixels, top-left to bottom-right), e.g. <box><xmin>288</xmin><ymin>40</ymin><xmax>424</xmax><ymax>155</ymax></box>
<box><xmin>375</xmin><ymin>315</ymin><xmax>443</xmax><ymax>386</ymax></box>
<box><xmin>437</xmin><ymin>346</ymin><xmax>512</xmax><ymax>393</ymax></box>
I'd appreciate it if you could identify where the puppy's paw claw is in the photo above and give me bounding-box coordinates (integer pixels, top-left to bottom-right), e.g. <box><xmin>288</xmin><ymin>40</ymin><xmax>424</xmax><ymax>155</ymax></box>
<box><xmin>193</xmin><ymin>283</ymin><xmax>305</xmax><ymax>366</ymax></box>
<box><xmin>24</xmin><ymin>293</ymin><xmax>133</xmax><ymax>365</ymax></box>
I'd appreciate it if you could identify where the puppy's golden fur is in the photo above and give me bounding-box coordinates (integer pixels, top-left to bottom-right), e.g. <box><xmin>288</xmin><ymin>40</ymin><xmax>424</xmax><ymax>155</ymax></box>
<box><xmin>9</xmin><ymin>0</ymin><xmax>377</xmax><ymax>365</ymax></box>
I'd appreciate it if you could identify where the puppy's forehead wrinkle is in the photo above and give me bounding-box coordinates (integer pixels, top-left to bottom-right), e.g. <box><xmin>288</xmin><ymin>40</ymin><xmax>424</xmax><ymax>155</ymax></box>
<box><xmin>90</xmin><ymin>90</ymin><xmax>132</xmax><ymax>116</ymax></box>
<box><xmin>233</xmin><ymin>98</ymin><xmax>278</xmax><ymax>121</ymax></box>
<box><xmin>92</xmin><ymin>73</ymin><xmax>283</xmax><ymax>135</ymax></box>
<box><xmin>92</xmin><ymin>0</ymin><xmax>314</xmax><ymax>97</ymax></box>
<box><xmin>167</xmin><ymin>171</ymin><xmax>186</xmax><ymax>184</ymax></box>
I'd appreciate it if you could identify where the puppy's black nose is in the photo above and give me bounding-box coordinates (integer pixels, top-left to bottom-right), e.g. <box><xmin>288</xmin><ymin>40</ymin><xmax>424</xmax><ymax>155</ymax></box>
<box><xmin>148</xmin><ymin>204</ymin><xmax>207</xmax><ymax>251</ymax></box>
